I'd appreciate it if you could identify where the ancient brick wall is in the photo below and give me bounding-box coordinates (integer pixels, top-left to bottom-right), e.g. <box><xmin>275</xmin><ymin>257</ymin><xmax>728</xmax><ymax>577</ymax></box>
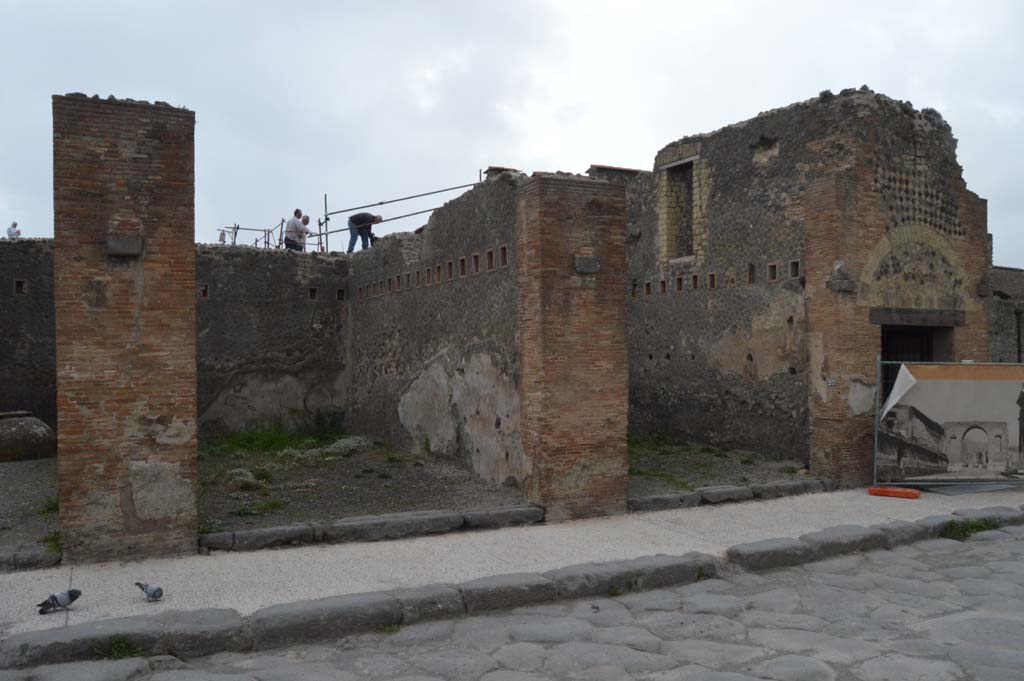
<box><xmin>195</xmin><ymin>246</ymin><xmax>349</xmax><ymax>435</ymax></box>
<box><xmin>517</xmin><ymin>174</ymin><xmax>628</xmax><ymax>519</ymax></box>
<box><xmin>0</xmin><ymin>240</ymin><xmax>55</xmax><ymax>427</ymax></box>
<box><xmin>803</xmin><ymin>90</ymin><xmax>990</xmax><ymax>485</ymax></box>
<box><xmin>988</xmin><ymin>266</ymin><xmax>1024</xmax><ymax>363</ymax></box>
<box><xmin>346</xmin><ymin>172</ymin><xmax>525</xmax><ymax>486</ymax></box>
<box><xmin>52</xmin><ymin>94</ymin><xmax>198</xmax><ymax>561</ymax></box>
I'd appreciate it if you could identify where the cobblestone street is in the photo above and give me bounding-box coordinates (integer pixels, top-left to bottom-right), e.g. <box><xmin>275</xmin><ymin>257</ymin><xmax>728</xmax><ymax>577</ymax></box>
<box><xmin>42</xmin><ymin>526</ymin><xmax>1021</xmax><ymax>681</ymax></box>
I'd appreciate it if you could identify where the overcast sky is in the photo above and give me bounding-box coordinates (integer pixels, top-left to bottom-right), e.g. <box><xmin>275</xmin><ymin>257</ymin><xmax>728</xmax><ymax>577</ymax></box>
<box><xmin>2</xmin><ymin>1</ymin><xmax>1022</xmax><ymax>264</ymax></box>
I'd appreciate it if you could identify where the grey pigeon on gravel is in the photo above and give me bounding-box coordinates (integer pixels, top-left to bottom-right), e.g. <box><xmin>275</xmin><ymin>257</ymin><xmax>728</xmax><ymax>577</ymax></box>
<box><xmin>135</xmin><ymin>582</ymin><xmax>163</xmax><ymax>601</ymax></box>
<box><xmin>37</xmin><ymin>589</ymin><xmax>81</xmax><ymax>615</ymax></box>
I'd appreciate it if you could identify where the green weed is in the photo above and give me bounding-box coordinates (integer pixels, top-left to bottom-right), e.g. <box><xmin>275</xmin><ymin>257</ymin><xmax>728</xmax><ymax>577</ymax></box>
<box><xmin>200</xmin><ymin>427</ymin><xmax>343</xmax><ymax>457</ymax></box>
<box><xmin>39</xmin><ymin>531</ymin><xmax>61</xmax><ymax>554</ymax></box>
<box><xmin>377</xmin><ymin>624</ymin><xmax>402</xmax><ymax>634</ymax></box>
<box><xmin>94</xmin><ymin>637</ymin><xmax>144</xmax><ymax>660</ymax></box>
<box><xmin>940</xmin><ymin>519</ymin><xmax>1000</xmax><ymax>541</ymax></box>
<box><xmin>38</xmin><ymin>496</ymin><xmax>59</xmax><ymax>516</ymax></box>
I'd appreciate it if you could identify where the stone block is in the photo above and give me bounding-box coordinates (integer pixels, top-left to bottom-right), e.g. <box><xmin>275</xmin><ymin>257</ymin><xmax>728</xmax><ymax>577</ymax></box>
<box><xmin>572</xmin><ymin>254</ymin><xmax>600</xmax><ymax>274</ymax></box>
<box><xmin>7</xmin><ymin>545</ymin><xmax>61</xmax><ymax>571</ymax></box>
<box><xmin>322</xmin><ymin>511</ymin><xmax>464</xmax><ymax>544</ymax></box>
<box><xmin>543</xmin><ymin>561</ymin><xmax>642</xmax><ymax>598</ymax></box>
<box><xmin>800</xmin><ymin>478</ymin><xmax>827</xmax><ymax>494</ymax></box>
<box><xmin>462</xmin><ymin>506</ymin><xmax>544</xmax><ymax>529</ymax></box>
<box><xmin>391</xmin><ymin>584</ymin><xmax>465</xmax><ymax>624</ymax></box>
<box><xmin>247</xmin><ymin>591</ymin><xmax>402</xmax><ymax>650</ymax></box>
<box><xmin>680</xmin><ymin>492</ymin><xmax>702</xmax><ymax>508</ymax></box>
<box><xmin>631</xmin><ymin>552</ymin><xmax>717</xmax><ymax>589</ymax></box>
<box><xmin>954</xmin><ymin>506</ymin><xmax>1024</xmax><ymax>526</ymax></box>
<box><xmin>696</xmin><ymin>485</ymin><xmax>754</xmax><ymax>504</ymax></box>
<box><xmin>798</xmin><ymin>525</ymin><xmax>888</xmax><ymax>559</ymax></box>
<box><xmin>104</xmin><ymin>233</ymin><xmax>143</xmax><ymax>257</ymax></box>
<box><xmin>197</xmin><ymin>532</ymin><xmax>234</xmax><ymax>551</ymax></box>
<box><xmin>0</xmin><ymin>615</ymin><xmax>162</xmax><ymax>668</ymax></box>
<box><xmin>628</xmin><ymin>495</ymin><xmax>683</xmax><ymax>512</ymax></box>
<box><xmin>749</xmin><ymin>480</ymin><xmax>804</xmax><ymax>500</ymax></box>
<box><xmin>22</xmin><ymin>658</ymin><xmax>151</xmax><ymax>681</ymax></box>
<box><xmin>871</xmin><ymin>520</ymin><xmax>932</xmax><ymax>548</ymax></box>
<box><xmin>458</xmin><ymin>573</ymin><xmax>556</xmax><ymax>613</ymax></box>
<box><xmin>0</xmin><ymin>414</ymin><xmax>55</xmax><ymax>462</ymax></box>
<box><xmin>155</xmin><ymin>609</ymin><xmax>249</xmax><ymax>658</ymax></box>
<box><xmin>726</xmin><ymin>538</ymin><xmax>813</xmax><ymax>571</ymax></box>
<box><xmin>915</xmin><ymin>514</ymin><xmax>959</xmax><ymax>537</ymax></box>
<box><xmin>230</xmin><ymin>524</ymin><xmax>316</xmax><ymax>552</ymax></box>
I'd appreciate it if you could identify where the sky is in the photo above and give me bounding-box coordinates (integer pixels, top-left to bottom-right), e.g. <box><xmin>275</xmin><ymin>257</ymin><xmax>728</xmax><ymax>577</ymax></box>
<box><xmin>1</xmin><ymin>0</ymin><xmax>1022</xmax><ymax>264</ymax></box>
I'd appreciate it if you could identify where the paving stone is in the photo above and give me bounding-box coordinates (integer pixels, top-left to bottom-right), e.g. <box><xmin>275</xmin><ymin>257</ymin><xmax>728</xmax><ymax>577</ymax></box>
<box><xmin>462</xmin><ymin>506</ymin><xmax>544</xmax><ymax>530</ymax></box>
<box><xmin>675</xmin><ymin>672</ymin><xmax>762</xmax><ymax>681</ymax></box>
<box><xmin>567</xmin><ymin>598</ymin><xmax>635</xmax><ymax>626</ymax></box>
<box><xmin>413</xmin><ymin>649</ymin><xmax>498</xmax><ymax>681</ymax></box>
<box><xmin>746</xmin><ymin>654</ymin><xmax>837</xmax><ymax>681</ymax></box>
<box><xmin>148</xmin><ymin>673</ymin><xmax>258</xmax><ymax>681</ymax></box>
<box><xmin>478</xmin><ymin>672</ymin><xmax>548</xmax><ymax>681</ymax></box>
<box><xmin>492</xmin><ymin>642</ymin><xmax>546</xmax><ymax>671</ymax></box>
<box><xmin>590</xmin><ymin>625</ymin><xmax>662</xmax><ymax>652</ymax></box>
<box><xmin>580</xmin><ymin>665</ymin><xmax>629</xmax><ymax>681</ymax></box>
<box><xmin>451</xmin><ymin>617</ymin><xmax>511</xmax><ymax>653</ymax></box>
<box><xmin>682</xmin><ymin>593</ymin><xmax>746</xmax><ymax>617</ymax></box>
<box><xmin>351</xmin><ymin>653</ymin><xmax>408</xmax><ymax>678</ymax></box>
<box><xmin>28</xmin><ymin>658</ymin><xmax>151</xmax><ymax>681</ymax></box>
<box><xmin>727</xmin><ymin>538</ymin><xmax>812</xmax><ymax>571</ymax></box>
<box><xmin>641</xmin><ymin>612</ymin><xmax>747</xmax><ymax>642</ymax></box>
<box><xmin>660</xmin><ymin>639</ymin><xmax>773</xmax><ymax>668</ymax></box>
<box><xmin>798</xmin><ymin>525</ymin><xmax>887</xmax><ymax>559</ymax></box>
<box><xmin>614</xmin><ymin>589</ymin><xmax>681</xmax><ymax>612</ymax></box>
<box><xmin>387</xmin><ymin>620</ymin><xmax>454</xmax><ymax>646</ymax></box>
<box><xmin>852</xmin><ymin>654</ymin><xmax>964</xmax><ymax>681</ymax></box>
<box><xmin>251</xmin><ymin>661</ymin><xmax>360</xmax><ymax>681</ymax></box>
<box><xmin>802</xmin><ymin>554</ymin><xmax>864</xmax><ymax>573</ymax></box>
<box><xmin>459</xmin><ymin>573</ymin><xmax>556</xmax><ymax>613</ymax></box>
<box><xmin>507</xmin><ymin>616</ymin><xmax>592</xmax><ymax>643</ymax></box>
<box><xmin>696</xmin><ymin>486</ymin><xmax>754</xmax><ymax>504</ymax></box>
<box><xmin>967</xmin><ymin>529</ymin><xmax>1012</xmax><ymax>541</ymax></box>
<box><xmin>746</xmin><ymin>588</ymin><xmax>800</xmax><ymax>613</ymax></box>
<box><xmin>746</xmin><ymin>629</ymin><xmax>883</xmax><ymax>664</ymax></box>
<box><xmin>740</xmin><ymin>610</ymin><xmax>828</xmax><ymax>631</ymax></box>
<box><xmin>544</xmin><ymin>641</ymin><xmax>677</xmax><ymax>674</ymax></box>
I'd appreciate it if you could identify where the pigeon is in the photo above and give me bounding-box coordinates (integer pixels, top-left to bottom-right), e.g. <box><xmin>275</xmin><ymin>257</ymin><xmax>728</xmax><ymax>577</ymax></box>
<box><xmin>135</xmin><ymin>582</ymin><xmax>163</xmax><ymax>601</ymax></box>
<box><xmin>37</xmin><ymin>589</ymin><xmax>81</xmax><ymax>615</ymax></box>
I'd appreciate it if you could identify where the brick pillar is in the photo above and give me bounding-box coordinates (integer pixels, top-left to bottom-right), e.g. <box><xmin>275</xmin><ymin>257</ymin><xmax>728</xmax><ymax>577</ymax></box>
<box><xmin>53</xmin><ymin>94</ymin><xmax>198</xmax><ymax>561</ymax></box>
<box><xmin>516</xmin><ymin>174</ymin><xmax>628</xmax><ymax>520</ymax></box>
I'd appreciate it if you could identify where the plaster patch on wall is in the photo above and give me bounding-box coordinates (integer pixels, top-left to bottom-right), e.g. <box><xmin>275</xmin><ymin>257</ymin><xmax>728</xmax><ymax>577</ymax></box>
<box><xmin>128</xmin><ymin>460</ymin><xmax>195</xmax><ymax>521</ymax></box>
<box><xmin>808</xmin><ymin>333</ymin><xmax>829</xmax><ymax>403</ymax></box>
<box><xmin>847</xmin><ymin>379</ymin><xmax>876</xmax><ymax>416</ymax></box>
<box><xmin>709</xmin><ymin>292</ymin><xmax>805</xmax><ymax>378</ymax></box>
<box><xmin>398</xmin><ymin>353</ymin><xmax>526</xmax><ymax>485</ymax></box>
<box><xmin>152</xmin><ymin>416</ymin><xmax>195</xmax><ymax>445</ymax></box>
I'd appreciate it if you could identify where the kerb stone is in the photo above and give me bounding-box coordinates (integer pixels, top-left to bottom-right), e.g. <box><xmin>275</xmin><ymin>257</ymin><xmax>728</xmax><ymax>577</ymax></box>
<box><xmin>871</xmin><ymin>520</ymin><xmax>932</xmax><ymax>548</ymax></box>
<box><xmin>726</xmin><ymin>538</ymin><xmax>813</xmax><ymax>571</ymax></box>
<box><xmin>0</xmin><ymin>615</ymin><xmax>163</xmax><ymax>669</ymax></box>
<box><xmin>915</xmin><ymin>514</ymin><xmax>959</xmax><ymax>537</ymax></box>
<box><xmin>155</xmin><ymin>609</ymin><xmax>248</xmax><ymax>658</ymax></box>
<box><xmin>543</xmin><ymin>561</ymin><xmax>642</xmax><ymax>598</ymax></box>
<box><xmin>697</xmin><ymin>486</ymin><xmax>754</xmax><ymax>504</ymax></box>
<box><xmin>458</xmin><ymin>573</ymin><xmax>556</xmax><ymax>613</ymax></box>
<box><xmin>197</xmin><ymin>532</ymin><xmax>234</xmax><ymax>551</ymax></box>
<box><xmin>462</xmin><ymin>506</ymin><xmax>544</xmax><ymax>530</ymax></box>
<box><xmin>628</xmin><ymin>495</ymin><xmax>684</xmax><ymax>512</ymax></box>
<box><xmin>798</xmin><ymin>525</ymin><xmax>887</xmax><ymax>559</ymax></box>
<box><xmin>631</xmin><ymin>552</ymin><xmax>717</xmax><ymax>589</ymax></box>
<box><xmin>391</xmin><ymin>584</ymin><xmax>465</xmax><ymax>623</ymax></box>
<box><xmin>230</xmin><ymin>524</ymin><xmax>315</xmax><ymax>552</ymax></box>
<box><xmin>247</xmin><ymin>591</ymin><xmax>401</xmax><ymax>650</ymax></box>
<box><xmin>954</xmin><ymin>506</ymin><xmax>1024</xmax><ymax>526</ymax></box>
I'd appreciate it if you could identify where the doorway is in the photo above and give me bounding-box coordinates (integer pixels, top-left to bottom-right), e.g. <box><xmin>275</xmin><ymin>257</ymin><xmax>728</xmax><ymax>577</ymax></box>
<box><xmin>880</xmin><ymin>325</ymin><xmax>952</xmax><ymax>399</ymax></box>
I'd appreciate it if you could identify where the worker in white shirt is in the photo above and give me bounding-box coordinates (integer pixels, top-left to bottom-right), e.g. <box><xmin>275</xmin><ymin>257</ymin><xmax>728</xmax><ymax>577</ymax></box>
<box><xmin>283</xmin><ymin>209</ymin><xmax>314</xmax><ymax>251</ymax></box>
<box><xmin>7</xmin><ymin>221</ymin><xmax>20</xmax><ymax>239</ymax></box>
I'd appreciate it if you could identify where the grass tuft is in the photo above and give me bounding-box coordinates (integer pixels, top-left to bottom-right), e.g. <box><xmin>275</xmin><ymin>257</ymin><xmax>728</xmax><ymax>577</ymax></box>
<box><xmin>940</xmin><ymin>518</ymin><xmax>1000</xmax><ymax>542</ymax></box>
<box><xmin>200</xmin><ymin>427</ymin><xmax>344</xmax><ymax>457</ymax></box>
<box><xmin>232</xmin><ymin>498</ymin><xmax>286</xmax><ymax>517</ymax></box>
<box><xmin>95</xmin><ymin>637</ymin><xmax>145</xmax><ymax>660</ymax></box>
<box><xmin>38</xmin><ymin>496</ymin><xmax>59</xmax><ymax>516</ymax></box>
<box><xmin>39</xmin><ymin>530</ymin><xmax>62</xmax><ymax>554</ymax></box>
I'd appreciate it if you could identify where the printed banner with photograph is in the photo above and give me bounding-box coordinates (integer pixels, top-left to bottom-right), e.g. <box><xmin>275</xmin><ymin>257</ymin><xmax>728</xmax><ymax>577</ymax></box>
<box><xmin>876</xmin><ymin>363</ymin><xmax>1024</xmax><ymax>484</ymax></box>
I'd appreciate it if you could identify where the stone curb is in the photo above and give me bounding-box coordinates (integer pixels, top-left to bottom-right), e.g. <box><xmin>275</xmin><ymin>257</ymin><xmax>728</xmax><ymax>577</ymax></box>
<box><xmin>3</xmin><ymin>502</ymin><xmax>1021</xmax><ymax>669</ymax></box>
<box><xmin>197</xmin><ymin>505</ymin><xmax>545</xmax><ymax>554</ymax></box>
<box><xmin>0</xmin><ymin>545</ymin><xmax>61</xmax><ymax>574</ymax></box>
<box><xmin>627</xmin><ymin>477</ymin><xmax>836</xmax><ymax>514</ymax></box>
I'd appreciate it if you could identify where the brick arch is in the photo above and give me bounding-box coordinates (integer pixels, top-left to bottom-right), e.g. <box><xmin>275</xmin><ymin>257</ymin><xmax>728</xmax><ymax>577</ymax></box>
<box><xmin>856</xmin><ymin>224</ymin><xmax>974</xmax><ymax>312</ymax></box>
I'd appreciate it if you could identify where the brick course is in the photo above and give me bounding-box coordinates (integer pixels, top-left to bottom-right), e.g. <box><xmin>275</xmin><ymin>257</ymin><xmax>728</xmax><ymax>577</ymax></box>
<box><xmin>52</xmin><ymin>94</ymin><xmax>198</xmax><ymax>561</ymax></box>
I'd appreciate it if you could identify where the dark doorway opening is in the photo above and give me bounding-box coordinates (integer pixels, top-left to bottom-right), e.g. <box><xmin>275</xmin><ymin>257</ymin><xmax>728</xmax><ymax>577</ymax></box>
<box><xmin>880</xmin><ymin>325</ymin><xmax>953</xmax><ymax>399</ymax></box>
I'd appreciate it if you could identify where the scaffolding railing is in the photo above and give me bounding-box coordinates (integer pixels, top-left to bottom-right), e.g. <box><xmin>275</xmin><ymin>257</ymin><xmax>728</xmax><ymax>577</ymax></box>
<box><xmin>219</xmin><ymin>177</ymin><xmax>481</xmax><ymax>252</ymax></box>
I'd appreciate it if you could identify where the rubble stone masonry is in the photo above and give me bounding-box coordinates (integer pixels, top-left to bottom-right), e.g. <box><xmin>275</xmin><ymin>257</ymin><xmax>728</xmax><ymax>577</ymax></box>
<box><xmin>52</xmin><ymin>95</ymin><xmax>198</xmax><ymax>561</ymax></box>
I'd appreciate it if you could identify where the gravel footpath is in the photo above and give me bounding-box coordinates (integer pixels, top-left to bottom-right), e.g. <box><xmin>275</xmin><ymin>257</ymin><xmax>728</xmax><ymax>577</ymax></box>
<box><xmin>3</xmin><ymin>487</ymin><xmax>1024</xmax><ymax>640</ymax></box>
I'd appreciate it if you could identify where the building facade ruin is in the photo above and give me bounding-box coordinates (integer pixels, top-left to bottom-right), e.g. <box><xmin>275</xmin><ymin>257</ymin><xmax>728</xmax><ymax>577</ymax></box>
<box><xmin>1</xmin><ymin>87</ymin><xmax>1019</xmax><ymax>559</ymax></box>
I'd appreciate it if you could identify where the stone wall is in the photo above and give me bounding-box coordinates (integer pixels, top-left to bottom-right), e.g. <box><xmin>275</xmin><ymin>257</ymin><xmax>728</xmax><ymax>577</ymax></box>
<box><xmin>52</xmin><ymin>94</ymin><xmax>198</xmax><ymax>561</ymax></box>
<box><xmin>988</xmin><ymin>266</ymin><xmax>1024</xmax><ymax>363</ymax></box>
<box><xmin>345</xmin><ymin>172</ymin><xmax>525</xmax><ymax>486</ymax></box>
<box><xmin>196</xmin><ymin>246</ymin><xmax>348</xmax><ymax>435</ymax></box>
<box><xmin>0</xmin><ymin>240</ymin><xmax>55</xmax><ymax>427</ymax></box>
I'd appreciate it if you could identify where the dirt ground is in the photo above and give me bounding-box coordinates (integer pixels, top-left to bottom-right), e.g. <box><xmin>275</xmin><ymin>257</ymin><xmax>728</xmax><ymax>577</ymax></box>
<box><xmin>627</xmin><ymin>434</ymin><xmax>806</xmax><ymax>497</ymax></box>
<box><xmin>0</xmin><ymin>432</ymin><xmax>807</xmax><ymax>547</ymax></box>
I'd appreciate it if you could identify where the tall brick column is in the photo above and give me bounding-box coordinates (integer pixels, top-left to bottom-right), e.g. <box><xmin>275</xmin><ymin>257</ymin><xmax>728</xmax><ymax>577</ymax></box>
<box><xmin>516</xmin><ymin>174</ymin><xmax>629</xmax><ymax>520</ymax></box>
<box><xmin>53</xmin><ymin>94</ymin><xmax>198</xmax><ymax>561</ymax></box>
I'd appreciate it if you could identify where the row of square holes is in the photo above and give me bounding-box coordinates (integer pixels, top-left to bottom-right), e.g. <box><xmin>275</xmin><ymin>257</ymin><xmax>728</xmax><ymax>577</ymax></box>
<box><xmin>357</xmin><ymin>245</ymin><xmax>510</xmax><ymax>300</ymax></box>
<box><xmin>197</xmin><ymin>283</ymin><xmax>345</xmax><ymax>302</ymax></box>
<box><xmin>633</xmin><ymin>260</ymin><xmax>801</xmax><ymax>297</ymax></box>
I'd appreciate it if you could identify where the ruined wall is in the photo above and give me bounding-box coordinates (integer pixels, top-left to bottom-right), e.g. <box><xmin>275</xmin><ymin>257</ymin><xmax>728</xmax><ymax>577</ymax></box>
<box><xmin>53</xmin><ymin>94</ymin><xmax>197</xmax><ymax>560</ymax></box>
<box><xmin>196</xmin><ymin>246</ymin><xmax>348</xmax><ymax>435</ymax></box>
<box><xmin>517</xmin><ymin>173</ymin><xmax>629</xmax><ymax>519</ymax></box>
<box><xmin>625</xmin><ymin>98</ymin><xmax>825</xmax><ymax>459</ymax></box>
<box><xmin>988</xmin><ymin>266</ymin><xmax>1024</xmax><ymax>363</ymax></box>
<box><xmin>804</xmin><ymin>89</ymin><xmax>990</xmax><ymax>484</ymax></box>
<box><xmin>346</xmin><ymin>172</ymin><xmax>525</xmax><ymax>486</ymax></box>
<box><xmin>0</xmin><ymin>240</ymin><xmax>55</xmax><ymax>427</ymax></box>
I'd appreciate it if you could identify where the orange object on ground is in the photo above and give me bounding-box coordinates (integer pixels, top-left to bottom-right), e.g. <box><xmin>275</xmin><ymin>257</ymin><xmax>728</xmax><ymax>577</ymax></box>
<box><xmin>869</xmin><ymin>486</ymin><xmax>921</xmax><ymax>499</ymax></box>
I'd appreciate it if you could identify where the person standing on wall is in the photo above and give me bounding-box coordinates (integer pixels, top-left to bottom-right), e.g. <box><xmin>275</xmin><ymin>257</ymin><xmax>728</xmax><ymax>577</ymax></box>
<box><xmin>7</xmin><ymin>221</ymin><xmax>20</xmax><ymax>239</ymax></box>
<box><xmin>300</xmin><ymin>215</ymin><xmax>316</xmax><ymax>251</ymax></box>
<box><xmin>284</xmin><ymin>208</ymin><xmax>314</xmax><ymax>251</ymax></box>
<box><xmin>347</xmin><ymin>213</ymin><xmax>383</xmax><ymax>253</ymax></box>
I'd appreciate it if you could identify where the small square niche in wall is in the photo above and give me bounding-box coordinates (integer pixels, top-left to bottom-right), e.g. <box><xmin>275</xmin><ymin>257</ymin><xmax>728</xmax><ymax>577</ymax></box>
<box><xmin>14</xmin><ymin>279</ymin><xmax>27</xmax><ymax>295</ymax></box>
